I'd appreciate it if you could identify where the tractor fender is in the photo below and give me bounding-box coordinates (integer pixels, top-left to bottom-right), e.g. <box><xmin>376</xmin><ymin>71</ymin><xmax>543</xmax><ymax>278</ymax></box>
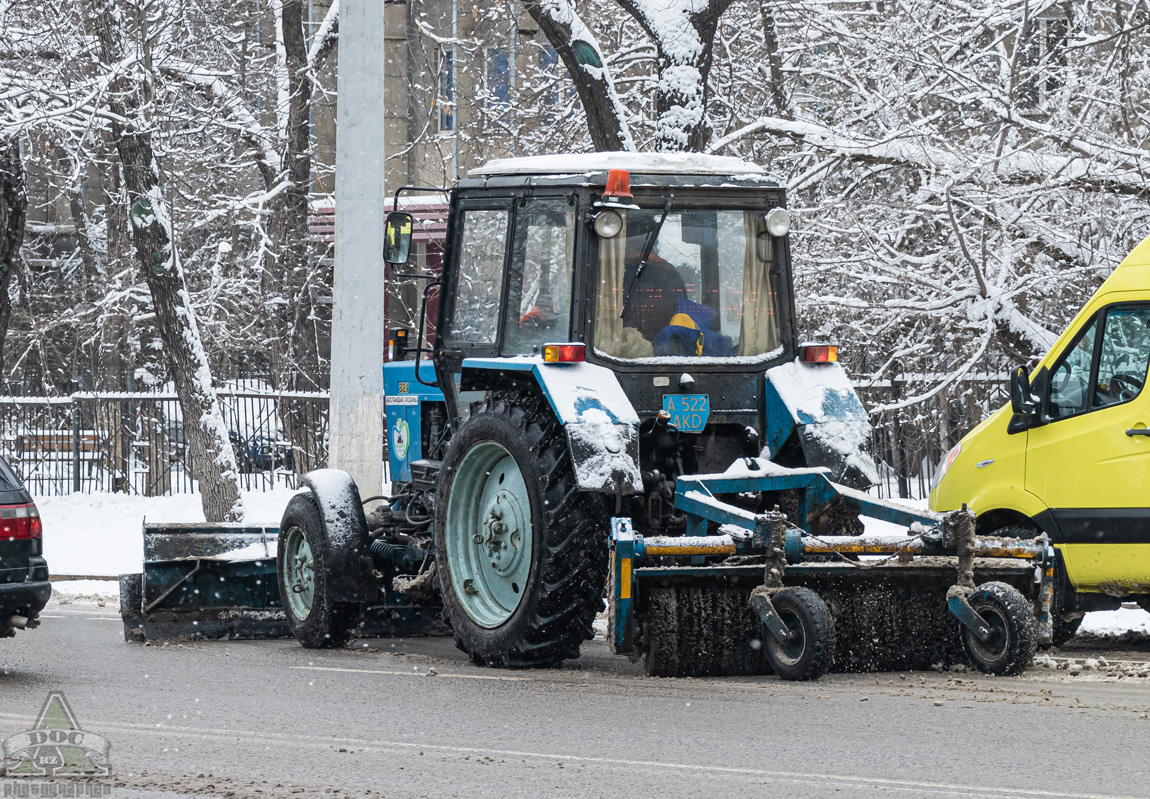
<box><xmin>461</xmin><ymin>357</ymin><xmax>641</xmax><ymax>494</ymax></box>
<box><xmin>300</xmin><ymin>469</ymin><xmax>375</xmax><ymax>602</ymax></box>
<box><xmin>764</xmin><ymin>360</ymin><xmax>879</xmax><ymax>489</ymax></box>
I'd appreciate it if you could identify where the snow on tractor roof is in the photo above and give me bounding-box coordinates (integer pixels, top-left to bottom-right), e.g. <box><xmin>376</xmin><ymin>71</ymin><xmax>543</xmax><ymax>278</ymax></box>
<box><xmin>471</xmin><ymin>152</ymin><xmax>766</xmax><ymax>178</ymax></box>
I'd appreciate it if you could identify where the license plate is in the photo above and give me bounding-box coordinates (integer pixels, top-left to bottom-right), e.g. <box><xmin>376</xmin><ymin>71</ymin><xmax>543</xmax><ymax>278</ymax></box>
<box><xmin>663</xmin><ymin>394</ymin><xmax>710</xmax><ymax>433</ymax></box>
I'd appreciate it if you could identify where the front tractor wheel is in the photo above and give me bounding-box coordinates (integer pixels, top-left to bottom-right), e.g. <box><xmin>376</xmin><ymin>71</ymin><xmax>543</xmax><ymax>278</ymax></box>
<box><xmin>435</xmin><ymin>396</ymin><xmax>608</xmax><ymax>668</ymax></box>
<box><xmin>277</xmin><ymin>493</ymin><xmax>360</xmax><ymax>648</ymax></box>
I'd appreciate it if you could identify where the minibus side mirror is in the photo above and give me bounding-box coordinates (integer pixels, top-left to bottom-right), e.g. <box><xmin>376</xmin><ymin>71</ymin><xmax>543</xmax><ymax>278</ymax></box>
<box><xmin>1009</xmin><ymin>365</ymin><xmax>1037</xmax><ymax>416</ymax></box>
<box><xmin>383</xmin><ymin>211</ymin><xmax>414</xmax><ymax>266</ymax></box>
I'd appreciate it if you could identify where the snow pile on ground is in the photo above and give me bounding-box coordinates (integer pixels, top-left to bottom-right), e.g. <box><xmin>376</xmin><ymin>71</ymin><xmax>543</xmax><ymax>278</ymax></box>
<box><xmin>50</xmin><ymin>579</ymin><xmax>122</xmax><ymax>606</ymax></box>
<box><xmin>35</xmin><ymin>488</ymin><xmax>299</xmax><ymax>577</ymax></box>
<box><xmin>1079</xmin><ymin>605</ymin><xmax>1150</xmax><ymax>636</ymax></box>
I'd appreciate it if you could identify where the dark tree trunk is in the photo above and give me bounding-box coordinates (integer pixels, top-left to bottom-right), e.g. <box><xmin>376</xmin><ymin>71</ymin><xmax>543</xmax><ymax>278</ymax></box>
<box><xmin>521</xmin><ymin>0</ymin><xmax>634</xmax><ymax>151</ymax></box>
<box><xmin>115</xmin><ymin>130</ymin><xmax>243</xmax><ymax>520</ymax></box>
<box><xmin>266</xmin><ymin>0</ymin><xmax>323</xmax><ymax>393</ymax></box>
<box><xmin>268</xmin><ymin>0</ymin><xmax>329</xmax><ymax>478</ymax></box>
<box><xmin>89</xmin><ymin>2</ymin><xmax>243</xmax><ymax>521</ymax></box>
<box><xmin>758</xmin><ymin>2</ymin><xmax>791</xmax><ymax>120</ymax></box>
<box><xmin>0</xmin><ymin>139</ymin><xmax>25</xmax><ymax>376</ymax></box>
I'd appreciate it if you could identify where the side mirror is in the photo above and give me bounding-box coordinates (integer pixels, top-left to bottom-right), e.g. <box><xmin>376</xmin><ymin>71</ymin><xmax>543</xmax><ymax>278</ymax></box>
<box><xmin>1009</xmin><ymin>365</ymin><xmax>1037</xmax><ymax>416</ymax></box>
<box><xmin>383</xmin><ymin>211</ymin><xmax>414</xmax><ymax>265</ymax></box>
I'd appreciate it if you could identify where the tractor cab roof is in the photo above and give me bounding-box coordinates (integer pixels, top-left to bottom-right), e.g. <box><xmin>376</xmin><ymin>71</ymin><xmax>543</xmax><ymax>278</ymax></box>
<box><xmin>461</xmin><ymin>152</ymin><xmax>781</xmax><ymax>191</ymax></box>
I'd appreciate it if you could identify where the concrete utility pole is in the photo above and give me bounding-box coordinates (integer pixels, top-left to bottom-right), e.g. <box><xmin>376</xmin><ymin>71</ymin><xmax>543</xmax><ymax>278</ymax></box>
<box><xmin>330</xmin><ymin>0</ymin><xmax>387</xmax><ymax>496</ymax></box>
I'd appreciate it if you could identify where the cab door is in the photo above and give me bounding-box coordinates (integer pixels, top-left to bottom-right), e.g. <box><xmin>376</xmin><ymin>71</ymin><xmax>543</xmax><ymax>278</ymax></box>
<box><xmin>1025</xmin><ymin>302</ymin><xmax>1150</xmax><ymax>591</ymax></box>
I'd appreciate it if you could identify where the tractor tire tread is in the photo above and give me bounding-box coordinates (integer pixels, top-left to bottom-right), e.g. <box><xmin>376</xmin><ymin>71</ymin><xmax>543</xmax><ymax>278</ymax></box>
<box><xmin>278</xmin><ymin>492</ymin><xmax>360</xmax><ymax>649</ymax></box>
<box><xmin>962</xmin><ymin>581</ymin><xmax>1037</xmax><ymax>675</ymax></box>
<box><xmin>765</xmin><ymin>586</ymin><xmax>836</xmax><ymax>681</ymax></box>
<box><xmin>437</xmin><ymin>393</ymin><xmax>608</xmax><ymax>669</ymax></box>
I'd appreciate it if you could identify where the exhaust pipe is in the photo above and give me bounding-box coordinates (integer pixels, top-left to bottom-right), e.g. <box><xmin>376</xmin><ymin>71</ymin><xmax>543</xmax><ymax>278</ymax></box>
<box><xmin>6</xmin><ymin>615</ymin><xmax>28</xmax><ymax>630</ymax></box>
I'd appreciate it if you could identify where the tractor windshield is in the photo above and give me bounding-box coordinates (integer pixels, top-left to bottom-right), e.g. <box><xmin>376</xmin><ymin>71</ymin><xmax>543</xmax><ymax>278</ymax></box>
<box><xmin>594</xmin><ymin>207</ymin><xmax>782</xmax><ymax>361</ymax></box>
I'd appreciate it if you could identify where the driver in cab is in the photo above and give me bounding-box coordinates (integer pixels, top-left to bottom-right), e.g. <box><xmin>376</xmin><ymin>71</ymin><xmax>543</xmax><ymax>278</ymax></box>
<box><xmin>621</xmin><ymin>218</ymin><xmax>734</xmax><ymax>357</ymax></box>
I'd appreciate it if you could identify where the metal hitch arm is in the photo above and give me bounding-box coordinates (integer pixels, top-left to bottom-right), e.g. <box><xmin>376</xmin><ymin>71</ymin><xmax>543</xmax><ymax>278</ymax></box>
<box><xmin>750</xmin><ymin>590</ymin><xmax>793</xmax><ymax>645</ymax></box>
<box><xmin>947</xmin><ymin>594</ymin><xmax>993</xmax><ymax>643</ymax></box>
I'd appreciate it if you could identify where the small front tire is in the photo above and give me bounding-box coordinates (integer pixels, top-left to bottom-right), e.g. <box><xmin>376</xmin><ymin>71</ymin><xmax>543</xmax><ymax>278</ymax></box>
<box><xmin>763</xmin><ymin>587</ymin><xmax>835</xmax><ymax>681</ymax></box>
<box><xmin>277</xmin><ymin>492</ymin><xmax>360</xmax><ymax>649</ymax></box>
<box><xmin>961</xmin><ymin>581</ymin><xmax>1036</xmax><ymax>675</ymax></box>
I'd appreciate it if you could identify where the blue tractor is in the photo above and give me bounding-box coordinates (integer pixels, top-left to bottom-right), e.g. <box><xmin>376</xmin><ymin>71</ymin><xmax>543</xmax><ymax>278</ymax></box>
<box><xmin>126</xmin><ymin>153</ymin><xmax>1051</xmax><ymax>679</ymax></box>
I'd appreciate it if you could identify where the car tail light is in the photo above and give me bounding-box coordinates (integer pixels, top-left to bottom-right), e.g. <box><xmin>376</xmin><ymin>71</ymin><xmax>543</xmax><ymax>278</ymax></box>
<box><xmin>800</xmin><ymin>344</ymin><xmax>838</xmax><ymax>364</ymax></box>
<box><xmin>543</xmin><ymin>343</ymin><xmax>585</xmax><ymax>363</ymax></box>
<box><xmin>1</xmin><ymin>504</ymin><xmax>41</xmax><ymax>540</ymax></box>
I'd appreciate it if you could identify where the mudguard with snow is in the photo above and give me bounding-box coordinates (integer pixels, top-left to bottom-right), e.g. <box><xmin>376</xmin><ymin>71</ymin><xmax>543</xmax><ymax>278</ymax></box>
<box><xmin>461</xmin><ymin>357</ymin><xmax>642</xmax><ymax>494</ymax></box>
<box><xmin>764</xmin><ymin>360</ymin><xmax>879</xmax><ymax>489</ymax></box>
<box><xmin>299</xmin><ymin>469</ymin><xmax>376</xmax><ymax>603</ymax></box>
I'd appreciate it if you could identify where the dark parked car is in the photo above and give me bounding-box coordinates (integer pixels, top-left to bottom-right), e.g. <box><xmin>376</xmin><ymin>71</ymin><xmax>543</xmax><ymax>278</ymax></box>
<box><xmin>229</xmin><ymin>431</ymin><xmax>294</xmax><ymax>474</ymax></box>
<box><xmin>0</xmin><ymin>455</ymin><xmax>50</xmax><ymax>639</ymax></box>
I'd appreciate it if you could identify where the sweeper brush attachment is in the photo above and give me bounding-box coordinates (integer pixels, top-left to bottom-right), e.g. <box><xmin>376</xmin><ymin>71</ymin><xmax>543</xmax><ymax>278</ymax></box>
<box><xmin>609</xmin><ymin>460</ymin><xmax>1053</xmax><ymax>679</ymax></box>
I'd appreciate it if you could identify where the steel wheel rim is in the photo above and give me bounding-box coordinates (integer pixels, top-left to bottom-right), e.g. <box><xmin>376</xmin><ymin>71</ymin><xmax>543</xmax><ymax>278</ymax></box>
<box><xmin>770</xmin><ymin>608</ymin><xmax>807</xmax><ymax>667</ymax></box>
<box><xmin>446</xmin><ymin>441</ymin><xmax>534</xmax><ymax>628</ymax></box>
<box><xmin>968</xmin><ymin>602</ymin><xmax>1010</xmax><ymax>664</ymax></box>
<box><xmin>282</xmin><ymin>526</ymin><xmax>315</xmax><ymax>621</ymax></box>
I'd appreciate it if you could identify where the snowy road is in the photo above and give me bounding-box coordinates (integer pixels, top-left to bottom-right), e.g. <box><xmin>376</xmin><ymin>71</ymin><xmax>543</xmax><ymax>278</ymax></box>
<box><xmin>2</xmin><ymin>601</ymin><xmax>1150</xmax><ymax>798</ymax></box>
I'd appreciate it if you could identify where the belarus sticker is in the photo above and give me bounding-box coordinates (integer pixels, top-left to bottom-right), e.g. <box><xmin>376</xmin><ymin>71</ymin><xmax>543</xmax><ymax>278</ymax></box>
<box><xmin>392</xmin><ymin>419</ymin><xmax>411</xmax><ymax>460</ymax></box>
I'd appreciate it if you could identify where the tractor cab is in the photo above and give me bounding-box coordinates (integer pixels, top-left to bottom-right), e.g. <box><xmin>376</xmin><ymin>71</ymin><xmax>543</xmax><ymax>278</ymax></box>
<box><xmin>383</xmin><ymin>153</ymin><xmax>874</xmax><ymax>522</ymax></box>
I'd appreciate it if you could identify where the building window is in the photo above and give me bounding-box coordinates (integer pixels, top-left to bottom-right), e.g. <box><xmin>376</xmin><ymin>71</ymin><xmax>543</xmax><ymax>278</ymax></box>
<box><xmin>538</xmin><ymin>45</ymin><xmax>574</xmax><ymax>111</ymax></box>
<box><xmin>438</xmin><ymin>49</ymin><xmax>455</xmax><ymax>132</ymax></box>
<box><xmin>485</xmin><ymin>47</ymin><xmax>510</xmax><ymax>109</ymax></box>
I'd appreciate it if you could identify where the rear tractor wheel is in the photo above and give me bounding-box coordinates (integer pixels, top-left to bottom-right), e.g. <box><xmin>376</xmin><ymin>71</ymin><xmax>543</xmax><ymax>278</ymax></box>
<box><xmin>434</xmin><ymin>395</ymin><xmax>608</xmax><ymax>668</ymax></box>
<box><xmin>961</xmin><ymin>581</ymin><xmax>1036</xmax><ymax>675</ymax></box>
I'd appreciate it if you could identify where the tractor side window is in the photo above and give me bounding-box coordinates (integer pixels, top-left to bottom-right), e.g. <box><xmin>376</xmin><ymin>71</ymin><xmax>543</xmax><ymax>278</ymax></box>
<box><xmin>450</xmin><ymin>209</ymin><xmax>509</xmax><ymax>344</ymax></box>
<box><xmin>1094</xmin><ymin>307</ymin><xmax>1150</xmax><ymax>409</ymax></box>
<box><xmin>502</xmin><ymin>198</ymin><xmax>575</xmax><ymax>355</ymax></box>
<box><xmin>1048</xmin><ymin>318</ymin><xmax>1097</xmax><ymax>419</ymax></box>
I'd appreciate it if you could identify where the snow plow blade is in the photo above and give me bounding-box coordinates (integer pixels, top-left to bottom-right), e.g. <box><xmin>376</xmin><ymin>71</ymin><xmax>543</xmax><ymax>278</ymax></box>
<box><xmin>120</xmin><ymin>521</ymin><xmax>447</xmax><ymax>644</ymax></box>
<box><xmin>609</xmin><ymin>460</ymin><xmax>1055</xmax><ymax>678</ymax></box>
<box><xmin>120</xmin><ymin>522</ymin><xmax>287</xmax><ymax>643</ymax></box>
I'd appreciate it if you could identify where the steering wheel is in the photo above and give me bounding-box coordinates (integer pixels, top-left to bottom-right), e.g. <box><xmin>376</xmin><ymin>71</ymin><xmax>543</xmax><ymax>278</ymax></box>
<box><xmin>1052</xmin><ymin>365</ymin><xmax>1072</xmax><ymax>394</ymax></box>
<box><xmin>519</xmin><ymin>306</ymin><xmax>556</xmax><ymax>330</ymax></box>
<box><xmin>1110</xmin><ymin>373</ymin><xmax>1144</xmax><ymax>401</ymax></box>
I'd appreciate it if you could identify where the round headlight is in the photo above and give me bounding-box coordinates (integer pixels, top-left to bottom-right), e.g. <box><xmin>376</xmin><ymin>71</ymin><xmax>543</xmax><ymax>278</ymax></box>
<box><xmin>765</xmin><ymin>207</ymin><xmax>792</xmax><ymax>237</ymax></box>
<box><xmin>593</xmin><ymin>209</ymin><xmax>623</xmax><ymax>239</ymax></box>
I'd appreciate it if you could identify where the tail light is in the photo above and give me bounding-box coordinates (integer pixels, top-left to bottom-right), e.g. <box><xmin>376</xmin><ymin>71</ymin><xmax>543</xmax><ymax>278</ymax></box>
<box><xmin>800</xmin><ymin>344</ymin><xmax>838</xmax><ymax>364</ymax></box>
<box><xmin>1</xmin><ymin>503</ymin><xmax>41</xmax><ymax>540</ymax></box>
<box><xmin>543</xmin><ymin>343</ymin><xmax>585</xmax><ymax>363</ymax></box>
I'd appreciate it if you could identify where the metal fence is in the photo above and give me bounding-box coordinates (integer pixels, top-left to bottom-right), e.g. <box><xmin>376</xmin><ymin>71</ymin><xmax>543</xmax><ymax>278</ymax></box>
<box><xmin>0</xmin><ymin>379</ymin><xmax>1005</xmax><ymax>501</ymax></box>
<box><xmin>0</xmin><ymin>390</ymin><xmax>328</xmax><ymax>496</ymax></box>
<box><xmin>861</xmin><ymin>378</ymin><xmax>1009</xmax><ymax>501</ymax></box>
